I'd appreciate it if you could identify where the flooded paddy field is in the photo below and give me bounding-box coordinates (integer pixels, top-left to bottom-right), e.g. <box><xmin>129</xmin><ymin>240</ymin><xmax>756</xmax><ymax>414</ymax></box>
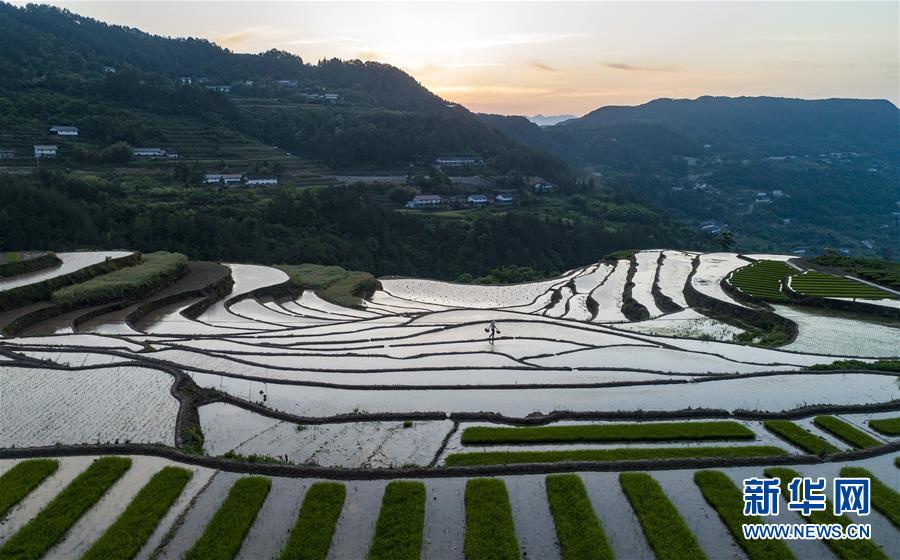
<box><xmin>1</xmin><ymin>249</ymin><xmax>897</xmax><ymax>557</ymax></box>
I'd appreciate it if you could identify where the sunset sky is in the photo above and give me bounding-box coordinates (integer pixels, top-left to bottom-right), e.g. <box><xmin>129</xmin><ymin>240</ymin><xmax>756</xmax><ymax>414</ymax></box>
<box><xmin>29</xmin><ymin>1</ymin><xmax>900</xmax><ymax>116</ymax></box>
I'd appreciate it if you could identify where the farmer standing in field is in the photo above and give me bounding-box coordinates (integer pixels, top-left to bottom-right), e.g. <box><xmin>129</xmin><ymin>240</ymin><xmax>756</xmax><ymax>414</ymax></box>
<box><xmin>486</xmin><ymin>320</ymin><xmax>501</xmax><ymax>344</ymax></box>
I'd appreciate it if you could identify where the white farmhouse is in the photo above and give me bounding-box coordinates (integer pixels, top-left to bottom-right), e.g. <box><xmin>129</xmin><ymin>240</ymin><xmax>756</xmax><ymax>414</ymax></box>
<box><xmin>34</xmin><ymin>145</ymin><xmax>58</xmax><ymax>158</ymax></box>
<box><xmin>49</xmin><ymin>125</ymin><xmax>78</xmax><ymax>137</ymax></box>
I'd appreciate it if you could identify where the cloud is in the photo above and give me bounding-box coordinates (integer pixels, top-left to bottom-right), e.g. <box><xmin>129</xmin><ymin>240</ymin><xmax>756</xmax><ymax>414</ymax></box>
<box><xmin>604</xmin><ymin>62</ymin><xmax>673</xmax><ymax>72</ymax></box>
<box><xmin>430</xmin><ymin>62</ymin><xmax>507</xmax><ymax>69</ymax></box>
<box><xmin>214</xmin><ymin>28</ymin><xmax>265</xmax><ymax>47</ymax></box>
<box><xmin>529</xmin><ymin>61</ymin><xmax>558</xmax><ymax>72</ymax></box>
<box><xmin>286</xmin><ymin>36</ymin><xmax>359</xmax><ymax>46</ymax></box>
<box><xmin>476</xmin><ymin>32</ymin><xmax>589</xmax><ymax>48</ymax></box>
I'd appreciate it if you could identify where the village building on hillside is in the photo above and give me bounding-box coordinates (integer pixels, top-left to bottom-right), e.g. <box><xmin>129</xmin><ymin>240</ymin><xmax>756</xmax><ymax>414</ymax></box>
<box><xmin>245</xmin><ymin>176</ymin><xmax>278</xmax><ymax>186</ymax></box>
<box><xmin>434</xmin><ymin>156</ymin><xmax>484</xmax><ymax>167</ymax></box>
<box><xmin>467</xmin><ymin>194</ymin><xmax>489</xmax><ymax>207</ymax></box>
<box><xmin>205</xmin><ymin>85</ymin><xmax>232</xmax><ymax>93</ymax></box>
<box><xmin>49</xmin><ymin>125</ymin><xmax>78</xmax><ymax>137</ymax></box>
<box><xmin>179</xmin><ymin>77</ymin><xmax>192</xmax><ymax>85</ymax></box>
<box><xmin>34</xmin><ymin>145</ymin><xmax>57</xmax><ymax>158</ymax></box>
<box><xmin>204</xmin><ymin>173</ymin><xmax>243</xmax><ymax>186</ymax></box>
<box><xmin>103</xmin><ymin>66</ymin><xmax>116</xmax><ymax>73</ymax></box>
<box><xmin>405</xmin><ymin>194</ymin><xmax>442</xmax><ymax>209</ymax></box>
<box><xmin>526</xmin><ymin>176</ymin><xmax>557</xmax><ymax>193</ymax></box>
<box><xmin>133</xmin><ymin>148</ymin><xmax>168</xmax><ymax>158</ymax></box>
<box><xmin>0</xmin><ymin>148</ymin><xmax>15</xmax><ymax>159</ymax></box>
<box><xmin>495</xmin><ymin>193</ymin><xmax>514</xmax><ymax>205</ymax></box>
<box><xmin>277</xmin><ymin>80</ymin><xmax>299</xmax><ymax>87</ymax></box>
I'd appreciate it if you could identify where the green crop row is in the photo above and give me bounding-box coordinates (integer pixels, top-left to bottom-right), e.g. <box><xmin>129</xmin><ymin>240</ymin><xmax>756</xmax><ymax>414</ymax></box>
<box><xmin>0</xmin><ymin>457</ymin><xmax>132</xmax><ymax>560</ymax></box>
<box><xmin>368</xmin><ymin>481</ymin><xmax>425</xmax><ymax>560</ymax></box>
<box><xmin>790</xmin><ymin>271</ymin><xmax>895</xmax><ymax>299</ymax></box>
<box><xmin>83</xmin><ymin>466</ymin><xmax>192</xmax><ymax>560</ymax></box>
<box><xmin>869</xmin><ymin>417</ymin><xmax>900</xmax><ymax>436</ymax></box>
<box><xmin>52</xmin><ymin>251</ymin><xmax>187</xmax><ymax>306</ymax></box>
<box><xmin>0</xmin><ymin>460</ymin><xmax>59</xmax><ymax>520</ymax></box>
<box><xmin>728</xmin><ymin>260</ymin><xmax>795</xmax><ymax>301</ymax></box>
<box><xmin>765</xmin><ymin>467</ymin><xmax>887</xmax><ymax>560</ymax></box>
<box><xmin>464</xmin><ymin>479</ymin><xmax>519</xmax><ymax>560</ymax></box>
<box><xmin>545</xmin><ymin>474</ymin><xmax>614</xmax><ymax>560</ymax></box>
<box><xmin>461</xmin><ymin>421</ymin><xmax>755</xmax><ymax>445</ymax></box>
<box><xmin>445</xmin><ymin>445</ymin><xmax>787</xmax><ymax>466</ymax></box>
<box><xmin>620</xmin><ymin>472</ymin><xmax>707</xmax><ymax>560</ymax></box>
<box><xmin>280</xmin><ymin>482</ymin><xmax>346</xmax><ymax>560</ymax></box>
<box><xmin>812</xmin><ymin>416</ymin><xmax>880</xmax><ymax>449</ymax></box>
<box><xmin>186</xmin><ymin>476</ymin><xmax>271</xmax><ymax>560</ymax></box>
<box><xmin>763</xmin><ymin>420</ymin><xmax>839</xmax><ymax>455</ymax></box>
<box><xmin>694</xmin><ymin>470</ymin><xmax>794</xmax><ymax>560</ymax></box>
<box><xmin>839</xmin><ymin>467</ymin><xmax>900</xmax><ymax>528</ymax></box>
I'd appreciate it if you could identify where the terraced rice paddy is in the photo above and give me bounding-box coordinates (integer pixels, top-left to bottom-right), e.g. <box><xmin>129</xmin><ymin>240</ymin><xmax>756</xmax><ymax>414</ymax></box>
<box><xmin>728</xmin><ymin>259</ymin><xmax>796</xmax><ymax>301</ymax></box>
<box><xmin>790</xmin><ymin>271</ymin><xmax>897</xmax><ymax>299</ymax></box>
<box><xmin>0</xmin><ymin>249</ymin><xmax>897</xmax><ymax>557</ymax></box>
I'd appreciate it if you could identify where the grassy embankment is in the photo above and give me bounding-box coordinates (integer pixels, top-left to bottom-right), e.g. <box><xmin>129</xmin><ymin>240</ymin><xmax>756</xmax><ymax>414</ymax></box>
<box><xmin>763</xmin><ymin>420</ymin><xmax>838</xmax><ymax>455</ymax></box>
<box><xmin>0</xmin><ymin>460</ymin><xmax>59</xmax><ymax>518</ymax></box>
<box><xmin>0</xmin><ymin>457</ymin><xmax>132</xmax><ymax>560</ymax></box>
<box><xmin>839</xmin><ymin>467</ymin><xmax>900</xmax><ymax>528</ymax></box>
<box><xmin>869</xmin><ymin>417</ymin><xmax>900</xmax><ymax>436</ymax></box>
<box><xmin>52</xmin><ymin>251</ymin><xmax>187</xmax><ymax>306</ymax></box>
<box><xmin>0</xmin><ymin>252</ymin><xmax>61</xmax><ymax>278</ymax></box>
<box><xmin>545</xmin><ymin>474</ymin><xmax>614</xmax><ymax>560</ymax></box>
<box><xmin>276</xmin><ymin>264</ymin><xmax>377</xmax><ymax>308</ymax></box>
<box><xmin>693</xmin><ymin>470</ymin><xmax>795</xmax><ymax>560</ymax></box>
<box><xmin>461</xmin><ymin>421</ymin><xmax>755</xmax><ymax>445</ymax></box>
<box><xmin>82</xmin><ymin>466</ymin><xmax>192</xmax><ymax>560</ymax></box>
<box><xmin>280</xmin><ymin>482</ymin><xmax>346</xmax><ymax>560</ymax></box>
<box><xmin>765</xmin><ymin>467</ymin><xmax>887</xmax><ymax>560</ymax></box>
<box><xmin>185</xmin><ymin>476</ymin><xmax>271</xmax><ymax>560</ymax></box>
<box><xmin>806</xmin><ymin>360</ymin><xmax>900</xmax><ymax>372</ymax></box>
<box><xmin>445</xmin><ymin>445</ymin><xmax>787</xmax><ymax>467</ymax></box>
<box><xmin>812</xmin><ymin>416</ymin><xmax>880</xmax><ymax>449</ymax></box>
<box><xmin>368</xmin><ymin>481</ymin><xmax>425</xmax><ymax>560</ymax></box>
<box><xmin>619</xmin><ymin>472</ymin><xmax>707</xmax><ymax>560</ymax></box>
<box><xmin>464</xmin><ymin>479</ymin><xmax>519</xmax><ymax>560</ymax></box>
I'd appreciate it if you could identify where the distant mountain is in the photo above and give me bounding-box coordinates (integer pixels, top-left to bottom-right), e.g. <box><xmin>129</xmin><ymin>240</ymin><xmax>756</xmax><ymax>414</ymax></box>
<box><xmin>562</xmin><ymin>96</ymin><xmax>899</xmax><ymax>157</ymax></box>
<box><xmin>480</xmin><ymin>96</ymin><xmax>900</xmax><ymax>257</ymax></box>
<box><xmin>527</xmin><ymin>114</ymin><xmax>576</xmax><ymax>127</ymax></box>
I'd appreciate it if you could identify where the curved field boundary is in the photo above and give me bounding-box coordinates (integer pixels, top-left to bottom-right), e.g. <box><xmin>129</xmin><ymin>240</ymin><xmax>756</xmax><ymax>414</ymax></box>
<box><xmin>683</xmin><ymin>255</ymin><xmax>799</xmax><ymax>344</ymax></box>
<box><xmin>0</xmin><ymin>253</ymin><xmax>61</xmax><ymax>279</ymax></box>
<box><xmin>651</xmin><ymin>251</ymin><xmax>684</xmax><ymax>314</ymax></box>
<box><xmin>782</xmin><ymin>278</ymin><xmax>900</xmax><ymax>320</ymax></box>
<box><xmin>126</xmin><ymin>262</ymin><xmax>234</xmax><ymax>331</ymax></box>
<box><xmin>621</xmin><ymin>256</ymin><xmax>650</xmax><ymax>321</ymax></box>
<box><xmin>2</xmin><ymin>442</ymin><xmax>899</xmax><ymax>480</ymax></box>
<box><xmin>0</xmin><ymin>252</ymin><xmax>140</xmax><ymax>313</ymax></box>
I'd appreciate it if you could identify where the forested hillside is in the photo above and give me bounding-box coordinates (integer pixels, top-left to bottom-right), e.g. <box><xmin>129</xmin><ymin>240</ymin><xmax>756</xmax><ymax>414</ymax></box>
<box><xmin>480</xmin><ymin>97</ymin><xmax>900</xmax><ymax>258</ymax></box>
